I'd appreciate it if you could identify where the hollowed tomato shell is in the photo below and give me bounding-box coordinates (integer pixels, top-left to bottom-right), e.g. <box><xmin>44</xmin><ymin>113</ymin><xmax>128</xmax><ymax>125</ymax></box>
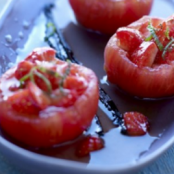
<box><xmin>104</xmin><ymin>34</ymin><xmax>174</xmax><ymax>98</ymax></box>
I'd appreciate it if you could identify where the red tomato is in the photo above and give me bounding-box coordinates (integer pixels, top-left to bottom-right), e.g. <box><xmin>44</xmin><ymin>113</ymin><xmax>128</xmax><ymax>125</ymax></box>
<box><xmin>123</xmin><ymin>112</ymin><xmax>150</xmax><ymax>136</ymax></box>
<box><xmin>76</xmin><ymin>135</ymin><xmax>104</xmax><ymax>157</ymax></box>
<box><xmin>0</xmin><ymin>47</ymin><xmax>99</xmax><ymax>147</ymax></box>
<box><xmin>104</xmin><ymin>15</ymin><xmax>174</xmax><ymax>98</ymax></box>
<box><xmin>69</xmin><ymin>0</ymin><xmax>154</xmax><ymax>35</ymax></box>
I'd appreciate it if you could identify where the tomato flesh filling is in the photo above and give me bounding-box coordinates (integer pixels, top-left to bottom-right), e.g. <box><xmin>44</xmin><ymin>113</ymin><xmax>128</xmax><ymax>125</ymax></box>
<box><xmin>116</xmin><ymin>16</ymin><xmax>174</xmax><ymax>66</ymax></box>
<box><xmin>3</xmin><ymin>54</ymin><xmax>88</xmax><ymax>116</ymax></box>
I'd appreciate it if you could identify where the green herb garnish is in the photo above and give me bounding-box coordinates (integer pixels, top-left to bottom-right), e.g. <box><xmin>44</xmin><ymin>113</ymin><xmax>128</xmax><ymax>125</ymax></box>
<box><xmin>145</xmin><ymin>35</ymin><xmax>153</xmax><ymax>41</ymax></box>
<box><xmin>165</xmin><ymin>26</ymin><xmax>170</xmax><ymax>40</ymax></box>
<box><xmin>19</xmin><ymin>62</ymin><xmax>72</xmax><ymax>94</ymax></box>
<box><xmin>147</xmin><ymin>23</ymin><xmax>164</xmax><ymax>51</ymax></box>
<box><xmin>20</xmin><ymin>66</ymin><xmax>53</xmax><ymax>93</ymax></box>
<box><xmin>162</xmin><ymin>38</ymin><xmax>174</xmax><ymax>59</ymax></box>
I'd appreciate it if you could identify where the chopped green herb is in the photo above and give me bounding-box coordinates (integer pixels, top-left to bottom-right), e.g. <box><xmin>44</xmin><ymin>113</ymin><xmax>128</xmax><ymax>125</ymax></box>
<box><xmin>165</xmin><ymin>26</ymin><xmax>170</xmax><ymax>40</ymax></box>
<box><xmin>38</xmin><ymin>67</ymin><xmax>61</xmax><ymax>78</ymax></box>
<box><xmin>162</xmin><ymin>38</ymin><xmax>174</xmax><ymax>59</ymax></box>
<box><xmin>147</xmin><ymin>23</ymin><xmax>164</xmax><ymax>51</ymax></box>
<box><xmin>19</xmin><ymin>66</ymin><xmax>54</xmax><ymax>93</ymax></box>
<box><xmin>34</xmin><ymin>70</ymin><xmax>52</xmax><ymax>93</ymax></box>
<box><xmin>19</xmin><ymin>73</ymin><xmax>31</xmax><ymax>85</ymax></box>
<box><xmin>145</xmin><ymin>35</ymin><xmax>153</xmax><ymax>41</ymax></box>
<box><xmin>19</xmin><ymin>61</ymin><xmax>72</xmax><ymax>94</ymax></box>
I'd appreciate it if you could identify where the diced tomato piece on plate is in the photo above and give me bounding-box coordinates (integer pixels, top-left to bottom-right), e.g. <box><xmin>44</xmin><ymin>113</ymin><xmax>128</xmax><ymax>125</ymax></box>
<box><xmin>123</xmin><ymin>112</ymin><xmax>150</xmax><ymax>136</ymax></box>
<box><xmin>76</xmin><ymin>135</ymin><xmax>104</xmax><ymax>157</ymax></box>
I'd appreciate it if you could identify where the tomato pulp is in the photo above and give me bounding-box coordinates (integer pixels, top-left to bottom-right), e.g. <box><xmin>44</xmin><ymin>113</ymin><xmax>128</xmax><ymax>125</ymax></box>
<box><xmin>0</xmin><ymin>47</ymin><xmax>99</xmax><ymax>147</ymax></box>
<box><xmin>69</xmin><ymin>0</ymin><xmax>154</xmax><ymax>35</ymax></box>
<box><xmin>104</xmin><ymin>15</ymin><xmax>174</xmax><ymax>98</ymax></box>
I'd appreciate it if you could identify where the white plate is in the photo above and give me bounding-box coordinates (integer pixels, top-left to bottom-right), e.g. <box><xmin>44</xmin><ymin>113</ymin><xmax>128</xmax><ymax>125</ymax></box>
<box><xmin>0</xmin><ymin>0</ymin><xmax>174</xmax><ymax>174</ymax></box>
<box><xmin>0</xmin><ymin>0</ymin><xmax>15</xmax><ymax>28</ymax></box>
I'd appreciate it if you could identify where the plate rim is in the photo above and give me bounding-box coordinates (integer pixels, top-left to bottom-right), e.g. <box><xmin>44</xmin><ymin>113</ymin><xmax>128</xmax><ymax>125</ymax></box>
<box><xmin>0</xmin><ymin>130</ymin><xmax>174</xmax><ymax>174</ymax></box>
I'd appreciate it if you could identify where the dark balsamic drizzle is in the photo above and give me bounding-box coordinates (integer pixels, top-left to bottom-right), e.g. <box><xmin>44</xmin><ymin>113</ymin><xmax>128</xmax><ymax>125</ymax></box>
<box><xmin>99</xmin><ymin>88</ymin><xmax>123</xmax><ymax>127</ymax></box>
<box><xmin>44</xmin><ymin>4</ymin><xmax>80</xmax><ymax>64</ymax></box>
<box><xmin>43</xmin><ymin>4</ymin><xmax>123</xmax><ymax>134</ymax></box>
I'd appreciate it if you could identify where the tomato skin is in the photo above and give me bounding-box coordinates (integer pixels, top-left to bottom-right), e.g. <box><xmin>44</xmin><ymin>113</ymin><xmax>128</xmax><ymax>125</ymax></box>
<box><xmin>0</xmin><ymin>47</ymin><xmax>99</xmax><ymax>147</ymax></box>
<box><xmin>69</xmin><ymin>0</ymin><xmax>153</xmax><ymax>35</ymax></box>
<box><xmin>104</xmin><ymin>34</ymin><xmax>174</xmax><ymax>98</ymax></box>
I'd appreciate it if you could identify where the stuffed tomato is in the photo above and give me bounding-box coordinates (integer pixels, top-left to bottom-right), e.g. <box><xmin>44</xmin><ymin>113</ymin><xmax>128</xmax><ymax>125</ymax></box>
<box><xmin>0</xmin><ymin>47</ymin><xmax>99</xmax><ymax>147</ymax></box>
<box><xmin>69</xmin><ymin>0</ymin><xmax>154</xmax><ymax>35</ymax></box>
<box><xmin>104</xmin><ymin>15</ymin><xmax>174</xmax><ymax>98</ymax></box>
